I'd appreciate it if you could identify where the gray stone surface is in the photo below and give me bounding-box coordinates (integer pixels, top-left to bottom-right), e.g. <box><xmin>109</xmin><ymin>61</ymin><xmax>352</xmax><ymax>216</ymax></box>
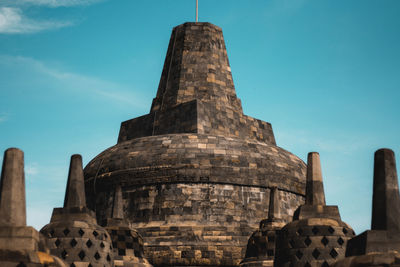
<box><xmin>105</xmin><ymin>185</ymin><xmax>153</xmax><ymax>267</ymax></box>
<box><xmin>84</xmin><ymin>22</ymin><xmax>307</xmax><ymax>266</ymax></box>
<box><xmin>118</xmin><ymin>23</ymin><xmax>275</xmax><ymax>146</ymax></box>
<box><xmin>41</xmin><ymin>154</ymin><xmax>113</xmax><ymax>267</ymax></box>
<box><xmin>306</xmin><ymin>152</ymin><xmax>326</xmax><ymax>206</ymax></box>
<box><xmin>241</xmin><ymin>187</ymin><xmax>286</xmax><ymax>267</ymax></box>
<box><xmin>339</xmin><ymin>149</ymin><xmax>400</xmax><ymax>265</ymax></box>
<box><xmin>64</xmin><ymin>154</ymin><xmax>86</xmax><ymax>209</ymax></box>
<box><xmin>268</xmin><ymin>187</ymin><xmax>282</xmax><ymax>221</ymax></box>
<box><xmin>0</xmin><ymin>148</ymin><xmax>66</xmax><ymax>267</ymax></box>
<box><xmin>0</xmin><ymin>148</ymin><xmax>26</xmax><ymax>227</ymax></box>
<box><xmin>275</xmin><ymin>152</ymin><xmax>355</xmax><ymax>267</ymax></box>
<box><xmin>371</xmin><ymin>148</ymin><xmax>400</xmax><ymax>233</ymax></box>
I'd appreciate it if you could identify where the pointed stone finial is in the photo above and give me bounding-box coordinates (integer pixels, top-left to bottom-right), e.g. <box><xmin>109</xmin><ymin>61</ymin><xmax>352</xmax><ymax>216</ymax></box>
<box><xmin>305</xmin><ymin>152</ymin><xmax>326</xmax><ymax>205</ymax></box>
<box><xmin>63</xmin><ymin>154</ymin><xmax>86</xmax><ymax>208</ymax></box>
<box><xmin>371</xmin><ymin>148</ymin><xmax>400</xmax><ymax>232</ymax></box>
<box><xmin>0</xmin><ymin>148</ymin><xmax>26</xmax><ymax>226</ymax></box>
<box><xmin>268</xmin><ymin>187</ymin><xmax>280</xmax><ymax>220</ymax></box>
<box><xmin>112</xmin><ymin>185</ymin><xmax>124</xmax><ymax>219</ymax></box>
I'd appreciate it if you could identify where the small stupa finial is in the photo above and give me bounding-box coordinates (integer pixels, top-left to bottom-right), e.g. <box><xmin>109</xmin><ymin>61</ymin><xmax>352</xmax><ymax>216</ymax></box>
<box><xmin>0</xmin><ymin>148</ymin><xmax>26</xmax><ymax>226</ymax></box>
<box><xmin>371</xmin><ymin>148</ymin><xmax>400</xmax><ymax>232</ymax></box>
<box><xmin>268</xmin><ymin>187</ymin><xmax>280</xmax><ymax>220</ymax></box>
<box><xmin>63</xmin><ymin>154</ymin><xmax>86</xmax><ymax>208</ymax></box>
<box><xmin>305</xmin><ymin>152</ymin><xmax>326</xmax><ymax>205</ymax></box>
<box><xmin>112</xmin><ymin>184</ymin><xmax>124</xmax><ymax>219</ymax></box>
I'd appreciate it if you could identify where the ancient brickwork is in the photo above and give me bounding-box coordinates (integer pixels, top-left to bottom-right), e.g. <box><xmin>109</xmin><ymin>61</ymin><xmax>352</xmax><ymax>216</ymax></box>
<box><xmin>86</xmin><ymin>134</ymin><xmax>305</xmax><ymax>194</ymax></box>
<box><xmin>105</xmin><ymin>185</ymin><xmax>153</xmax><ymax>267</ymax></box>
<box><xmin>119</xmin><ymin>101</ymin><xmax>275</xmax><ymax>144</ymax></box>
<box><xmin>241</xmin><ymin>187</ymin><xmax>286</xmax><ymax>267</ymax></box>
<box><xmin>86</xmin><ymin>182</ymin><xmax>303</xmax><ymax>266</ymax></box>
<box><xmin>41</xmin><ymin>217</ymin><xmax>114</xmax><ymax>266</ymax></box>
<box><xmin>84</xmin><ymin>22</ymin><xmax>307</xmax><ymax>266</ymax></box>
<box><xmin>118</xmin><ymin>23</ymin><xmax>276</xmax><ymax>145</ymax></box>
<box><xmin>42</xmin><ymin>155</ymin><xmax>114</xmax><ymax>267</ymax></box>
<box><xmin>275</xmin><ymin>219</ymin><xmax>355</xmax><ymax>266</ymax></box>
<box><xmin>150</xmin><ymin>23</ymin><xmax>241</xmax><ymax>113</ymax></box>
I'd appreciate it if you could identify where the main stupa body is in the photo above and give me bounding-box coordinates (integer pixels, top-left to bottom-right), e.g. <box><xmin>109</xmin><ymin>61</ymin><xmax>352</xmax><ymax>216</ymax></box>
<box><xmin>84</xmin><ymin>22</ymin><xmax>306</xmax><ymax>266</ymax></box>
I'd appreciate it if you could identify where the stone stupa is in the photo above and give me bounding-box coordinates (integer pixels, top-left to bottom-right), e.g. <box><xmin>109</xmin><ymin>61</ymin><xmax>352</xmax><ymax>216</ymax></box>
<box><xmin>84</xmin><ymin>22</ymin><xmax>307</xmax><ymax>266</ymax></box>
<box><xmin>334</xmin><ymin>149</ymin><xmax>400</xmax><ymax>266</ymax></box>
<box><xmin>41</xmin><ymin>155</ymin><xmax>114</xmax><ymax>267</ymax></box>
<box><xmin>0</xmin><ymin>148</ymin><xmax>66</xmax><ymax>267</ymax></box>
<box><xmin>105</xmin><ymin>185</ymin><xmax>153</xmax><ymax>267</ymax></box>
<box><xmin>274</xmin><ymin>152</ymin><xmax>355</xmax><ymax>267</ymax></box>
<box><xmin>241</xmin><ymin>187</ymin><xmax>286</xmax><ymax>267</ymax></box>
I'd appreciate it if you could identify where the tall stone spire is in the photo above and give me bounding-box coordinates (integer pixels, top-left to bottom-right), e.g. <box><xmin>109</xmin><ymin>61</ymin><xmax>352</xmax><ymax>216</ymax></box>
<box><xmin>275</xmin><ymin>152</ymin><xmax>355</xmax><ymax>267</ymax></box>
<box><xmin>85</xmin><ymin>21</ymin><xmax>307</xmax><ymax>267</ymax></box>
<box><xmin>150</xmin><ymin>22</ymin><xmax>242</xmax><ymax>113</ymax></box>
<box><xmin>111</xmin><ymin>184</ymin><xmax>124</xmax><ymax>219</ymax></box>
<box><xmin>41</xmin><ymin>154</ymin><xmax>114</xmax><ymax>267</ymax></box>
<box><xmin>118</xmin><ymin>22</ymin><xmax>276</xmax><ymax>146</ymax></box>
<box><xmin>371</xmin><ymin>148</ymin><xmax>400</xmax><ymax>232</ymax></box>
<box><xmin>267</xmin><ymin>187</ymin><xmax>280</xmax><ymax>220</ymax></box>
<box><xmin>305</xmin><ymin>152</ymin><xmax>326</xmax><ymax>205</ymax></box>
<box><xmin>341</xmin><ymin>148</ymin><xmax>400</xmax><ymax>262</ymax></box>
<box><xmin>0</xmin><ymin>148</ymin><xmax>66</xmax><ymax>266</ymax></box>
<box><xmin>63</xmin><ymin>154</ymin><xmax>86</xmax><ymax>208</ymax></box>
<box><xmin>0</xmin><ymin>148</ymin><xmax>26</xmax><ymax>227</ymax></box>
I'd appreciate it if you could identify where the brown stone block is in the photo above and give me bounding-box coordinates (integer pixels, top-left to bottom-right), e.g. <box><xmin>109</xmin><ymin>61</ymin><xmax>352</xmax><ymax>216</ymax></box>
<box><xmin>0</xmin><ymin>226</ymin><xmax>39</xmax><ymax>251</ymax></box>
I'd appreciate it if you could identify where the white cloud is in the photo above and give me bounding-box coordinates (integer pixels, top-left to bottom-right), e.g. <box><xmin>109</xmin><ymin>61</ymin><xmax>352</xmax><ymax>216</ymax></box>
<box><xmin>1</xmin><ymin>0</ymin><xmax>103</xmax><ymax>8</ymax></box>
<box><xmin>25</xmin><ymin>164</ymin><xmax>39</xmax><ymax>176</ymax></box>
<box><xmin>0</xmin><ymin>7</ymin><xmax>72</xmax><ymax>34</ymax></box>
<box><xmin>0</xmin><ymin>55</ymin><xmax>147</xmax><ymax>108</ymax></box>
<box><xmin>0</xmin><ymin>0</ymin><xmax>104</xmax><ymax>34</ymax></box>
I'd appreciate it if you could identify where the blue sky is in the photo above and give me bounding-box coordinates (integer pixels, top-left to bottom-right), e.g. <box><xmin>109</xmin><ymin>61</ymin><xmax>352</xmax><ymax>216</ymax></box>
<box><xmin>0</xmin><ymin>0</ymin><xmax>399</xmax><ymax>234</ymax></box>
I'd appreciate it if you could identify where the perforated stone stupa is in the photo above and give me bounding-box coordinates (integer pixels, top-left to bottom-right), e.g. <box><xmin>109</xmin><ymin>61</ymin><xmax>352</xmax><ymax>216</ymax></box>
<box><xmin>41</xmin><ymin>155</ymin><xmax>114</xmax><ymax>267</ymax></box>
<box><xmin>84</xmin><ymin>22</ymin><xmax>307</xmax><ymax>266</ymax></box>
<box><xmin>274</xmin><ymin>152</ymin><xmax>355</xmax><ymax>267</ymax></box>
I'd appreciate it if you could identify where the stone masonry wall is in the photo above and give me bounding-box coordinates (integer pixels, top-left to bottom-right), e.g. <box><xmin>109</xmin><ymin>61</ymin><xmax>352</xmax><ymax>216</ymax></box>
<box><xmin>89</xmin><ymin>183</ymin><xmax>304</xmax><ymax>266</ymax></box>
<box><xmin>118</xmin><ymin>101</ymin><xmax>275</xmax><ymax>145</ymax></box>
<box><xmin>85</xmin><ymin>22</ymin><xmax>308</xmax><ymax>267</ymax></box>
<box><xmin>150</xmin><ymin>23</ymin><xmax>242</xmax><ymax>113</ymax></box>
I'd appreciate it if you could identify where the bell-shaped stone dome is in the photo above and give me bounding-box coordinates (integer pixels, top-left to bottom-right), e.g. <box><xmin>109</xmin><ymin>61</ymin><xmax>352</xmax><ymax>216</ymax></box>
<box><xmin>105</xmin><ymin>185</ymin><xmax>153</xmax><ymax>267</ymax></box>
<box><xmin>274</xmin><ymin>152</ymin><xmax>355</xmax><ymax>267</ymax></box>
<box><xmin>41</xmin><ymin>155</ymin><xmax>114</xmax><ymax>267</ymax></box>
<box><xmin>241</xmin><ymin>187</ymin><xmax>286</xmax><ymax>267</ymax></box>
<box><xmin>84</xmin><ymin>22</ymin><xmax>307</xmax><ymax>266</ymax></box>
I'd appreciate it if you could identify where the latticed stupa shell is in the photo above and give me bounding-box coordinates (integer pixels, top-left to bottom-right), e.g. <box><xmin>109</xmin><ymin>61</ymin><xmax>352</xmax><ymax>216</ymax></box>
<box><xmin>84</xmin><ymin>22</ymin><xmax>306</xmax><ymax>266</ymax></box>
<box><xmin>106</xmin><ymin>224</ymin><xmax>152</xmax><ymax>267</ymax></box>
<box><xmin>41</xmin><ymin>155</ymin><xmax>114</xmax><ymax>267</ymax></box>
<box><xmin>40</xmin><ymin>214</ymin><xmax>114</xmax><ymax>267</ymax></box>
<box><xmin>241</xmin><ymin>187</ymin><xmax>286</xmax><ymax>267</ymax></box>
<box><xmin>274</xmin><ymin>153</ymin><xmax>356</xmax><ymax>267</ymax></box>
<box><xmin>105</xmin><ymin>185</ymin><xmax>153</xmax><ymax>267</ymax></box>
<box><xmin>275</xmin><ymin>218</ymin><xmax>355</xmax><ymax>267</ymax></box>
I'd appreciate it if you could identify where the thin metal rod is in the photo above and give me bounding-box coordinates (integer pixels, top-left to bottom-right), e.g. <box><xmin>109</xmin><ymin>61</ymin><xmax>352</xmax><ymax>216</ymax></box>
<box><xmin>196</xmin><ymin>0</ymin><xmax>198</xmax><ymax>22</ymax></box>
